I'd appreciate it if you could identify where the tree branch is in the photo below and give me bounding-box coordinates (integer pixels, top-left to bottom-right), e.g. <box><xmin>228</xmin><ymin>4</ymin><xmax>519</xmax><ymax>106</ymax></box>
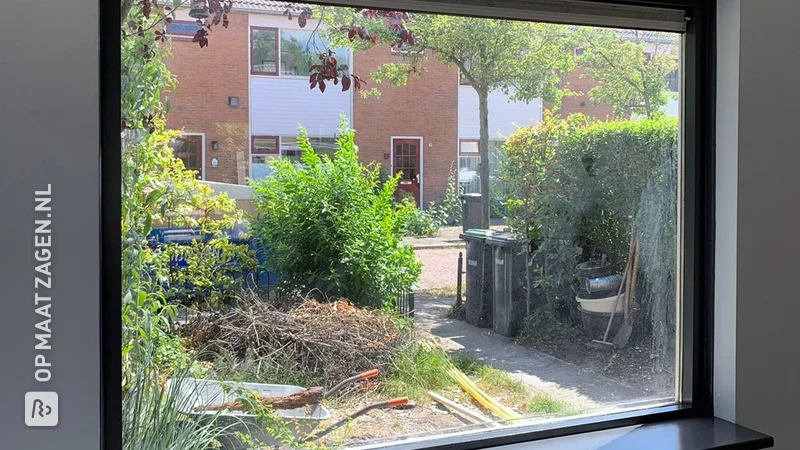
<box><xmin>589</xmin><ymin>41</ymin><xmax>645</xmax><ymax>95</ymax></box>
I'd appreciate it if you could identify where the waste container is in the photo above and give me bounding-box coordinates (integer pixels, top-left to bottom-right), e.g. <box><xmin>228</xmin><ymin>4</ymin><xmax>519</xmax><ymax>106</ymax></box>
<box><xmin>460</xmin><ymin>229</ymin><xmax>495</xmax><ymax>328</ymax></box>
<box><xmin>487</xmin><ymin>232</ymin><xmax>528</xmax><ymax>337</ymax></box>
<box><xmin>461</xmin><ymin>193</ymin><xmax>483</xmax><ymax>233</ymax></box>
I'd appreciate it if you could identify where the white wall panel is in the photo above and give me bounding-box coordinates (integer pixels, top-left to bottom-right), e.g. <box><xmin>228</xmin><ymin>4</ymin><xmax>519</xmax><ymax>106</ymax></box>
<box><xmin>458</xmin><ymin>86</ymin><xmax>543</xmax><ymax>140</ymax></box>
<box><xmin>251</xmin><ymin>77</ymin><xmax>352</xmax><ymax>137</ymax></box>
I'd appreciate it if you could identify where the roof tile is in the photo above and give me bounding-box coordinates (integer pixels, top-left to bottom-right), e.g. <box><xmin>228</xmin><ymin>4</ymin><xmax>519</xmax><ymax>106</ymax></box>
<box><xmin>233</xmin><ymin>1</ymin><xmax>309</xmax><ymax>13</ymax></box>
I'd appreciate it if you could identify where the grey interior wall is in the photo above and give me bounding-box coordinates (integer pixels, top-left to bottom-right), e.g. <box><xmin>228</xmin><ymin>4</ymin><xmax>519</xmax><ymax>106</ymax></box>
<box><xmin>735</xmin><ymin>1</ymin><xmax>800</xmax><ymax>448</ymax></box>
<box><xmin>0</xmin><ymin>0</ymin><xmax>100</xmax><ymax>448</ymax></box>
<box><xmin>714</xmin><ymin>0</ymin><xmax>739</xmax><ymax>424</ymax></box>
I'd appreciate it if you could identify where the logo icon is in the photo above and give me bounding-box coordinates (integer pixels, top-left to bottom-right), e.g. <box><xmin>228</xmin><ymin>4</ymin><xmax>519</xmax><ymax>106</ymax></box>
<box><xmin>25</xmin><ymin>392</ymin><xmax>58</xmax><ymax>427</ymax></box>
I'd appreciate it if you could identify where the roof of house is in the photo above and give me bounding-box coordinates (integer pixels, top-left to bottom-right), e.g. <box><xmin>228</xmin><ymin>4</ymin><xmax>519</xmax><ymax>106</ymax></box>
<box><xmin>233</xmin><ymin>1</ymin><xmax>310</xmax><ymax>13</ymax></box>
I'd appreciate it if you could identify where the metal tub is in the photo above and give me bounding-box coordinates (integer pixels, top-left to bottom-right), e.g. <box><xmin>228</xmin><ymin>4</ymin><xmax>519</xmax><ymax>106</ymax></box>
<box><xmin>167</xmin><ymin>378</ymin><xmax>331</xmax><ymax>449</ymax></box>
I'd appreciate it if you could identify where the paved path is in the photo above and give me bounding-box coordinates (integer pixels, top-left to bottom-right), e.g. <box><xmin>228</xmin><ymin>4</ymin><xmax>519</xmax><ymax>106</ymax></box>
<box><xmin>403</xmin><ymin>226</ymin><xmax>466</xmax><ymax>250</ymax></box>
<box><xmin>414</xmin><ymin>294</ymin><xmax>657</xmax><ymax>413</ymax></box>
<box><xmin>414</xmin><ymin>247</ymin><xmax>464</xmax><ymax>291</ymax></box>
<box><xmin>403</xmin><ymin>222</ymin><xmax>507</xmax><ymax>249</ymax></box>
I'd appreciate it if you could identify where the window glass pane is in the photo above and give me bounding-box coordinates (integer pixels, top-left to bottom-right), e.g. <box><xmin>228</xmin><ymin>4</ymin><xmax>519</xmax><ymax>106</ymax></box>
<box><xmin>280</xmin><ymin>30</ymin><xmax>350</xmax><ymax>76</ymax></box>
<box><xmin>458</xmin><ymin>155</ymin><xmax>480</xmax><ymax>193</ymax></box>
<box><xmin>138</xmin><ymin>5</ymin><xmax>685</xmax><ymax>447</ymax></box>
<box><xmin>252</xmin><ymin>29</ymin><xmax>277</xmax><ymax>74</ymax></box>
<box><xmin>165</xmin><ymin>21</ymin><xmax>201</xmax><ymax>36</ymax></box>
<box><xmin>460</xmin><ymin>140</ymin><xmax>479</xmax><ymax>153</ymax></box>
<box><xmin>170</xmin><ymin>135</ymin><xmax>202</xmax><ymax>175</ymax></box>
<box><xmin>251</xmin><ymin>154</ymin><xmax>279</xmax><ymax>181</ymax></box>
<box><xmin>281</xmin><ymin>136</ymin><xmax>338</xmax><ymax>161</ymax></box>
<box><xmin>253</xmin><ymin>136</ymin><xmax>278</xmax><ymax>154</ymax></box>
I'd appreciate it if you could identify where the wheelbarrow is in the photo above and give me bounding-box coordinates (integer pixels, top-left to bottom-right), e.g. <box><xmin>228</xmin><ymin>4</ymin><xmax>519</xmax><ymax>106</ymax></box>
<box><xmin>167</xmin><ymin>370</ymin><xmax>409</xmax><ymax>449</ymax></box>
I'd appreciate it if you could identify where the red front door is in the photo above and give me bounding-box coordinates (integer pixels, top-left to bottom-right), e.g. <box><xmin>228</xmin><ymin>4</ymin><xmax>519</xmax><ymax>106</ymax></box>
<box><xmin>393</xmin><ymin>138</ymin><xmax>421</xmax><ymax>206</ymax></box>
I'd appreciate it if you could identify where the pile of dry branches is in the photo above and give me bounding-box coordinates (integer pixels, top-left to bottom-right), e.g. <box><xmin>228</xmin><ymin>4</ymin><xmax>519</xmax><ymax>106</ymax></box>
<box><xmin>183</xmin><ymin>295</ymin><xmax>410</xmax><ymax>386</ymax></box>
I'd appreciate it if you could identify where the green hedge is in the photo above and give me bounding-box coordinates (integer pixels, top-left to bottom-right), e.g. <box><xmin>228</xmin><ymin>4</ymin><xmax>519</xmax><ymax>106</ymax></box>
<box><xmin>562</xmin><ymin>117</ymin><xmax>679</xmax><ymax>264</ymax></box>
<box><xmin>502</xmin><ymin>115</ymin><xmax>678</xmax><ymax>325</ymax></box>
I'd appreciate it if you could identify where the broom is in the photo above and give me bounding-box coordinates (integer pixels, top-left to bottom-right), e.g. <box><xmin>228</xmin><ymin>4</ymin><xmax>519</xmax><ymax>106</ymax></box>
<box><xmin>586</xmin><ymin>234</ymin><xmax>636</xmax><ymax>351</ymax></box>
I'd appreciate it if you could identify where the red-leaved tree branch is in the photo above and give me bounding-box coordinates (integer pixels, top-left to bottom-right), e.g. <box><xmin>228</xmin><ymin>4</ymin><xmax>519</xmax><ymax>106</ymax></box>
<box><xmin>124</xmin><ymin>0</ymin><xmax>234</xmax><ymax>48</ymax></box>
<box><xmin>285</xmin><ymin>6</ymin><xmax>415</xmax><ymax>93</ymax></box>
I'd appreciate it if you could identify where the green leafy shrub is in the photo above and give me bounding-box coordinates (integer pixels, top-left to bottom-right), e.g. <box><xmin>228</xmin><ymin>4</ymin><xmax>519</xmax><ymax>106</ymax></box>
<box><xmin>432</xmin><ymin>166</ymin><xmax>463</xmax><ymax>226</ymax></box>
<box><xmin>503</xmin><ymin>114</ymin><xmax>679</xmax><ymax>327</ymax></box>
<box><xmin>400</xmin><ymin>199</ymin><xmax>441</xmax><ymax>237</ymax></box>
<box><xmin>401</xmin><ymin>167</ymin><xmax>463</xmax><ymax>236</ymax></box>
<box><xmin>127</xmin><ymin>128</ymin><xmax>257</xmax><ymax>311</ymax></box>
<box><xmin>250</xmin><ymin>120</ymin><xmax>421</xmax><ymax>308</ymax></box>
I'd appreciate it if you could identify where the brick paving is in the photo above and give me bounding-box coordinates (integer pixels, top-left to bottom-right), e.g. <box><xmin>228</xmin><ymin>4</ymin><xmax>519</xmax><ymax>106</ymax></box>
<box><xmin>414</xmin><ymin>247</ymin><xmax>464</xmax><ymax>291</ymax></box>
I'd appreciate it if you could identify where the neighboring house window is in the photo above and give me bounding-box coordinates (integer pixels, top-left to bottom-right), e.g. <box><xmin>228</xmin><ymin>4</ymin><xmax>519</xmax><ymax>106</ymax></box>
<box><xmin>280</xmin><ymin>30</ymin><xmax>325</xmax><ymax>76</ymax></box>
<box><xmin>665</xmin><ymin>68</ymin><xmax>680</xmax><ymax>92</ymax></box>
<box><xmin>281</xmin><ymin>136</ymin><xmax>338</xmax><ymax>162</ymax></box>
<box><xmin>165</xmin><ymin>20</ymin><xmax>201</xmax><ymax>38</ymax></box>
<box><xmin>458</xmin><ymin>155</ymin><xmax>481</xmax><ymax>193</ymax></box>
<box><xmin>252</xmin><ymin>136</ymin><xmax>279</xmax><ymax>156</ymax></box>
<box><xmin>458</xmin><ymin>140</ymin><xmax>503</xmax><ymax>194</ymax></box>
<box><xmin>250</xmin><ymin>136</ymin><xmax>339</xmax><ymax>177</ymax></box>
<box><xmin>251</xmin><ymin>27</ymin><xmax>349</xmax><ymax>77</ymax></box>
<box><xmin>459</xmin><ymin>140</ymin><xmax>479</xmax><ymax>154</ymax></box>
<box><xmin>251</xmin><ymin>27</ymin><xmax>278</xmax><ymax>75</ymax></box>
<box><xmin>250</xmin><ymin>136</ymin><xmax>279</xmax><ymax>181</ymax></box>
<box><xmin>171</xmin><ymin>134</ymin><xmax>203</xmax><ymax>179</ymax></box>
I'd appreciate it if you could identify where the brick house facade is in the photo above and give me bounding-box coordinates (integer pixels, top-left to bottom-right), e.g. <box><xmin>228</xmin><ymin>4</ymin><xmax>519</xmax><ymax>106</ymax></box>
<box><xmin>163</xmin><ymin>2</ymin><xmax>677</xmax><ymax>209</ymax></box>
<box><xmin>165</xmin><ymin>11</ymin><xmax>251</xmax><ymax>184</ymax></box>
<box><xmin>560</xmin><ymin>66</ymin><xmax>614</xmax><ymax>120</ymax></box>
<box><xmin>353</xmin><ymin>45</ymin><xmax>459</xmax><ymax>206</ymax></box>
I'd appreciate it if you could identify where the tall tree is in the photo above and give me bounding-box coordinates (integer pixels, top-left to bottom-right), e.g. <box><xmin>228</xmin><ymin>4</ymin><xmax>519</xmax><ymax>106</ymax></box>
<box><xmin>578</xmin><ymin>29</ymin><xmax>679</xmax><ymax>118</ymax></box>
<box><xmin>294</xmin><ymin>9</ymin><xmax>575</xmax><ymax>228</ymax></box>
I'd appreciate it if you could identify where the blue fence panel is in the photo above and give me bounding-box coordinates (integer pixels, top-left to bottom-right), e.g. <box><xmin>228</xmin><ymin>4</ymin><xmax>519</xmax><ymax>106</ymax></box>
<box><xmin>146</xmin><ymin>223</ymin><xmax>279</xmax><ymax>295</ymax></box>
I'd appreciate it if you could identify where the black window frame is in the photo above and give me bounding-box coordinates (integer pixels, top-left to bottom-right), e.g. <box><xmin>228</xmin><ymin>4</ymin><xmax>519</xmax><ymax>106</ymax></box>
<box><xmin>101</xmin><ymin>0</ymin><xmax>716</xmax><ymax>448</ymax></box>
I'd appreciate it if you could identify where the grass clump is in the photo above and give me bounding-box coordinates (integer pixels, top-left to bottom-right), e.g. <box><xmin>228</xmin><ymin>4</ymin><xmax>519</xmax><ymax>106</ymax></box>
<box><xmin>123</xmin><ymin>351</ymin><xmax>234</xmax><ymax>450</ymax></box>
<box><xmin>446</xmin><ymin>301</ymin><xmax>466</xmax><ymax>320</ymax></box>
<box><xmin>473</xmin><ymin>365</ymin><xmax>575</xmax><ymax>416</ymax></box>
<box><xmin>380</xmin><ymin>341</ymin><xmax>456</xmax><ymax>402</ymax></box>
<box><xmin>420</xmin><ymin>285</ymin><xmax>459</xmax><ymax>299</ymax></box>
<box><xmin>525</xmin><ymin>396</ymin><xmax>579</xmax><ymax>416</ymax></box>
<box><xmin>379</xmin><ymin>340</ymin><xmax>578</xmax><ymax>418</ymax></box>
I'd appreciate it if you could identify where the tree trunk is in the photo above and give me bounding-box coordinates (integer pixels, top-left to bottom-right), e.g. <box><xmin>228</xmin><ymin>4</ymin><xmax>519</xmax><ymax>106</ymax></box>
<box><xmin>525</xmin><ymin>230</ymin><xmax>532</xmax><ymax>316</ymax></box>
<box><xmin>477</xmin><ymin>88</ymin><xmax>491</xmax><ymax>229</ymax></box>
<box><xmin>643</xmin><ymin>95</ymin><xmax>652</xmax><ymax>118</ymax></box>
